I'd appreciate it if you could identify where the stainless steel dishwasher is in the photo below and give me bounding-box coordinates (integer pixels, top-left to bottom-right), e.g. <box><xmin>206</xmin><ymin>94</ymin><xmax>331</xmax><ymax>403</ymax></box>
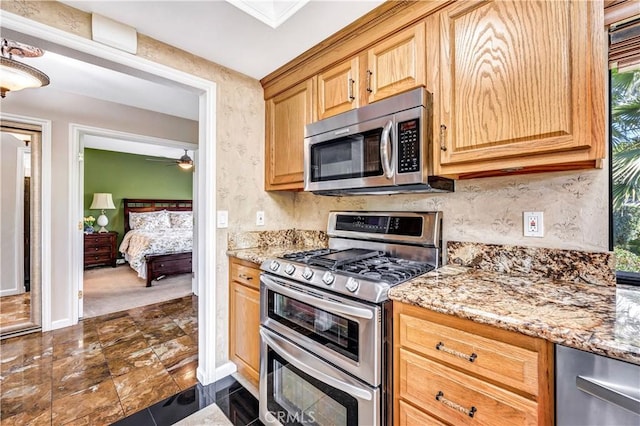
<box><xmin>556</xmin><ymin>345</ymin><xmax>640</xmax><ymax>425</ymax></box>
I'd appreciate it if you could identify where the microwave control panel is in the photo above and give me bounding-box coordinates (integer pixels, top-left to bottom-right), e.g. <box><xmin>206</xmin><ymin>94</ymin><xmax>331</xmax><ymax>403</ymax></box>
<box><xmin>397</xmin><ymin>119</ymin><xmax>420</xmax><ymax>174</ymax></box>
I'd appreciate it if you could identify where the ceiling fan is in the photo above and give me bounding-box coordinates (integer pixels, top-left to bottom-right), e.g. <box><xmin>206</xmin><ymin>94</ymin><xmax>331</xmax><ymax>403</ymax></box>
<box><xmin>146</xmin><ymin>149</ymin><xmax>193</xmax><ymax>170</ymax></box>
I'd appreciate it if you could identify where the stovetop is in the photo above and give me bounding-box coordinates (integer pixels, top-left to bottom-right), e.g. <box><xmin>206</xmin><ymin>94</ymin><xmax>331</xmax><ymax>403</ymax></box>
<box><xmin>263</xmin><ymin>247</ymin><xmax>435</xmax><ymax>303</ymax></box>
<box><xmin>261</xmin><ymin>211</ymin><xmax>442</xmax><ymax>303</ymax></box>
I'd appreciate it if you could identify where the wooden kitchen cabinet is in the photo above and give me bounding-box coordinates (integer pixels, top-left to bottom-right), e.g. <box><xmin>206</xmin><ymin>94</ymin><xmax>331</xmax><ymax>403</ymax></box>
<box><xmin>365</xmin><ymin>22</ymin><xmax>426</xmax><ymax>104</ymax></box>
<box><xmin>229</xmin><ymin>257</ymin><xmax>261</xmax><ymax>387</ymax></box>
<box><xmin>317</xmin><ymin>57</ymin><xmax>360</xmax><ymax>119</ymax></box>
<box><xmin>433</xmin><ymin>0</ymin><xmax>605</xmax><ymax>178</ymax></box>
<box><xmin>265</xmin><ymin>78</ymin><xmax>316</xmax><ymax>190</ymax></box>
<box><xmin>394</xmin><ymin>302</ymin><xmax>554</xmax><ymax>426</ymax></box>
<box><xmin>316</xmin><ymin>23</ymin><xmax>426</xmax><ymax>120</ymax></box>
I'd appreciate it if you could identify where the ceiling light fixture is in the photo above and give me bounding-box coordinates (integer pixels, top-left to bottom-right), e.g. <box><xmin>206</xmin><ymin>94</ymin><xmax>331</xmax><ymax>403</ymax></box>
<box><xmin>0</xmin><ymin>39</ymin><xmax>50</xmax><ymax>98</ymax></box>
<box><xmin>178</xmin><ymin>149</ymin><xmax>193</xmax><ymax>170</ymax></box>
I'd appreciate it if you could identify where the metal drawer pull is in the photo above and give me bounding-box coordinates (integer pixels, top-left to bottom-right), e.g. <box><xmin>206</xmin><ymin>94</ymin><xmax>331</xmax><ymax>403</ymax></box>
<box><xmin>436</xmin><ymin>391</ymin><xmax>477</xmax><ymax>418</ymax></box>
<box><xmin>439</xmin><ymin>124</ymin><xmax>447</xmax><ymax>151</ymax></box>
<box><xmin>238</xmin><ymin>273</ymin><xmax>253</xmax><ymax>280</ymax></box>
<box><xmin>347</xmin><ymin>77</ymin><xmax>355</xmax><ymax>101</ymax></box>
<box><xmin>576</xmin><ymin>375</ymin><xmax>640</xmax><ymax>415</ymax></box>
<box><xmin>436</xmin><ymin>342</ymin><xmax>477</xmax><ymax>362</ymax></box>
<box><xmin>366</xmin><ymin>70</ymin><xmax>373</xmax><ymax>93</ymax></box>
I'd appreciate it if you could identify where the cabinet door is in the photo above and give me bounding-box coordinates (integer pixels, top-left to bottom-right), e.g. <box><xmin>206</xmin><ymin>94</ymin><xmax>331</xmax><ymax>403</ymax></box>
<box><xmin>229</xmin><ymin>281</ymin><xmax>260</xmax><ymax>385</ymax></box>
<box><xmin>366</xmin><ymin>22</ymin><xmax>426</xmax><ymax>103</ymax></box>
<box><xmin>265</xmin><ymin>78</ymin><xmax>316</xmax><ymax>190</ymax></box>
<box><xmin>437</xmin><ymin>0</ymin><xmax>604</xmax><ymax>174</ymax></box>
<box><xmin>317</xmin><ymin>58</ymin><xmax>359</xmax><ymax>119</ymax></box>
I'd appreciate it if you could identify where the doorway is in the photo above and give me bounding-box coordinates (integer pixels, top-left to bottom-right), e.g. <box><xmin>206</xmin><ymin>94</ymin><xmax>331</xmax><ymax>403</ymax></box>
<box><xmin>77</xmin><ymin>127</ymin><xmax>198</xmax><ymax>318</ymax></box>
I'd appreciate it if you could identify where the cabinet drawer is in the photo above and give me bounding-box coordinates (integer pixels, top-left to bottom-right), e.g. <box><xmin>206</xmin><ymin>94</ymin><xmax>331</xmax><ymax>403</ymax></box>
<box><xmin>230</xmin><ymin>260</ymin><xmax>260</xmax><ymax>290</ymax></box>
<box><xmin>84</xmin><ymin>253</ymin><xmax>112</xmax><ymax>265</ymax></box>
<box><xmin>85</xmin><ymin>235</ymin><xmax>113</xmax><ymax>247</ymax></box>
<box><xmin>84</xmin><ymin>245</ymin><xmax>111</xmax><ymax>255</ymax></box>
<box><xmin>399</xmin><ymin>400</ymin><xmax>448</xmax><ymax>426</ymax></box>
<box><xmin>399</xmin><ymin>349</ymin><xmax>538</xmax><ymax>426</ymax></box>
<box><xmin>149</xmin><ymin>258</ymin><xmax>192</xmax><ymax>275</ymax></box>
<box><xmin>398</xmin><ymin>312</ymin><xmax>539</xmax><ymax>396</ymax></box>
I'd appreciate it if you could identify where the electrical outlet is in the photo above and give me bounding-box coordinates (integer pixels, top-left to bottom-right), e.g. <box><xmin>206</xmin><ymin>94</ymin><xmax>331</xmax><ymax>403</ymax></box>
<box><xmin>256</xmin><ymin>211</ymin><xmax>265</xmax><ymax>226</ymax></box>
<box><xmin>217</xmin><ymin>210</ymin><xmax>228</xmax><ymax>228</ymax></box>
<box><xmin>523</xmin><ymin>211</ymin><xmax>544</xmax><ymax>237</ymax></box>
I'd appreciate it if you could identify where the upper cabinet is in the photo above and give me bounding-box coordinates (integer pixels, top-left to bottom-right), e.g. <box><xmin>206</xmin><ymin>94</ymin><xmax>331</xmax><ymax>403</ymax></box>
<box><xmin>366</xmin><ymin>23</ymin><xmax>426</xmax><ymax>104</ymax></box>
<box><xmin>317</xmin><ymin>23</ymin><xmax>427</xmax><ymax>120</ymax></box>
<box><xmin>262</xmin><ymin>0</ymin><xmax>605</xmax><ymax>189</ymax></box>
<box><xmin>433</xmin><ymin>0</ymin><xmax>605</xmax><ymax>178</ymax></box>
<box><xmin>317</xmin><ymin>58</ymin><xmax>360</xmax><ymax>120</ymax></box>
<box><xmin>265</xmin><ymin>78</ymin><xmax>316</xmax><ymax>190</ymax></box>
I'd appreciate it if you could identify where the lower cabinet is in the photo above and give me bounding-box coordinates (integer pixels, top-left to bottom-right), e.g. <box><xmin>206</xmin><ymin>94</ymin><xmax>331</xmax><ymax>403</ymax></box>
<box><xmin>394</xmin><ymin>302</ymin><xmax>554</xmax><ymax>425</ymax></box>
<box><xmin>229</xmin><ymin>257</ymin><xmax>261</xmax><ymax>387</ymax></box>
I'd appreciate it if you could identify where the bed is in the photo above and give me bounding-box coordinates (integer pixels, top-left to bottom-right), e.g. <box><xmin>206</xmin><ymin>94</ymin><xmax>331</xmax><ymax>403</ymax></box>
<box><xmin>119</xmin><ymin>198</ymin><xmax>193</xmax><ymax>287</ymax></box>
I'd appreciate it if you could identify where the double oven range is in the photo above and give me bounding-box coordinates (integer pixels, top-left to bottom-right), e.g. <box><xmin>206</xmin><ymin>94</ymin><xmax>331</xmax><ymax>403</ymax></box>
<box><xmin>259</xmin><ymin>211</ymin><xmax>443</xmax><ymax>426</ymax></box>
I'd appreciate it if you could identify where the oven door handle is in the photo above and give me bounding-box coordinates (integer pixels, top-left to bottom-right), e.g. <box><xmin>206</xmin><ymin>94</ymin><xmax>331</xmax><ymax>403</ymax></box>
<box><xmin>261</xmin><ymin>274</ymin><xmax>374</xmax><ymax>320</ymax></box>
<box><xmin>260</xmin><ymin>328</ymin><xmax>373</xmax><ymax>401</ymax></box>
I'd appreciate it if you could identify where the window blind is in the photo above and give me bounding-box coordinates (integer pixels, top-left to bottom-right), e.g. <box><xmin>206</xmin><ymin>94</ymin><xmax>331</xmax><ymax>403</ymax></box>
<box><xmin>607</xmin><ymin>0</ymin><xmax>640</xmax><ymax>70</ymax></box>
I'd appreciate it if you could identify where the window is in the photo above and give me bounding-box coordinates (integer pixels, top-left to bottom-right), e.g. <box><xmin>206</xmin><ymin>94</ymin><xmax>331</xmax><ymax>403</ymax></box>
<box><xmin>608</xmin><ymin>7</ymin><xmax>640</xmax><ymax>284</ymax></box>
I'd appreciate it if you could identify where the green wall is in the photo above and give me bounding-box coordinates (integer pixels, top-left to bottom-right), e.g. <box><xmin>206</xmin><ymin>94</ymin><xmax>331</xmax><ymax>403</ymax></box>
<box><xmin>84</xmin><ymin>148</ymin><xmax>193</xmax><ymax>250</ymax></box>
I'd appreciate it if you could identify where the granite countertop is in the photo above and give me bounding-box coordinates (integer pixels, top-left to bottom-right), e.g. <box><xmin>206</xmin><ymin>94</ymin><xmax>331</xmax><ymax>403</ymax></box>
<box><xmin>389</xmin><ymin>265</ymin><xmax>640</xmax><ymax>366</ymax></box>
<box><xmin>227</xmin><ymin>244</ymin><xmax>314</xmax><ymax>266</ymax></box>
<box><xmin>227</xmin><ymin>234</ymin><xmax>640</xmax><ymax>366</ymax></box>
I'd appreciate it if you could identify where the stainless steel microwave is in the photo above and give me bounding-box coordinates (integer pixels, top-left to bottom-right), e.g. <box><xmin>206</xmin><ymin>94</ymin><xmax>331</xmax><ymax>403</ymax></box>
<box><xmin>303</xmin><ymin>88</ymin><xmax>454</xmax><ymax>195</ymax></box>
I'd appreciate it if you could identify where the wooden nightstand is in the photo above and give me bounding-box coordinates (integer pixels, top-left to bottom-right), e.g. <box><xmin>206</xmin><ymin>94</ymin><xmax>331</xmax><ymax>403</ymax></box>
<box><xmin>84</xmin><ymin>231</ymin><xmax>118</xmax><ymax>269</ymax></box>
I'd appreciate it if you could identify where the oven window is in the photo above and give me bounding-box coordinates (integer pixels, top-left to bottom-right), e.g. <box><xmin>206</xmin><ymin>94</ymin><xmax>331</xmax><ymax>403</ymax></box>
<box><xmin>310</xmin><ymin>129</ymin><xmax>383</xmax><ymax>182</ymax></box>
<box><xmin>268</xmin><ymin>290</ymin><xmax>359</xmax><ymax>361</ymax></box>
<box><xmin>266</xmin><ymin>347</ymin><xmax>358</xmax><ymax>426</ymax></box>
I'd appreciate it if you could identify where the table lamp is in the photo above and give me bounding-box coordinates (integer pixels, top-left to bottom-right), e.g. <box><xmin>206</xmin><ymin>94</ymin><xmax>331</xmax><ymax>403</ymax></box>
<box><xmin>89</xmin><ymin>193</ymin><xmax>116</xmax><ymax>233</ymax></box>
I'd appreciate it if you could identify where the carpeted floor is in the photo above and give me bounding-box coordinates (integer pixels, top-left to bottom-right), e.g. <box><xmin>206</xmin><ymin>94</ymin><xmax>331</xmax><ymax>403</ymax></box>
<box><xmin>83</xmin><ymin>264</ymin><xmax>193</xmax><ymax>318</ymax></box>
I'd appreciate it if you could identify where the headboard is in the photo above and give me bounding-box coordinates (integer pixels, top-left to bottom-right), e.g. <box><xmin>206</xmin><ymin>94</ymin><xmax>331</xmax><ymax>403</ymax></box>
<box><xmin>123</xmin><ymin>198</ymin><xmax>192</xmax><ymax>233</ymax></box>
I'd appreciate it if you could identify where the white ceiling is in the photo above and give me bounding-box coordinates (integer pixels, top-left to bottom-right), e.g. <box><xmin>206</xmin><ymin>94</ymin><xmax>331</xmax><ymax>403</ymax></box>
<box><xmin>59</xmin><ymin>0</ymin><xmax>385</xmax><ymax>80</ymax></box>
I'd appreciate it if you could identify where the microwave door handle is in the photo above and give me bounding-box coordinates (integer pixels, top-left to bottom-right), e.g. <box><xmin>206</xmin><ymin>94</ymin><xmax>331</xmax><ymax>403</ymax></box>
<box><xmin>380</xmin><ymin>120</ymin><xmax>394</xmax><ymax>179</ymax></box>
<box><xmin>261</xmin><ymin>274</ymin><xmax>374</xmax><ymax>320</ymax></box>
<box><xmin>260</xmin><ymin>328</ymin><xmax>373</xmax><ymax>401</ymax></box>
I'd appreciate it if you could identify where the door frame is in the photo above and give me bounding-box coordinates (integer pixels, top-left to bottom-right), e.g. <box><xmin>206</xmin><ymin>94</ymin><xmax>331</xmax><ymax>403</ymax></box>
<box><xmin>3</xmin><ymin>11</ymin><xmax>227</xmax><ymax>385</ymax></box>
<box><xmin>0</xmin><ymin>113</ymin><xmax>52</xmax><ymax>332</ymax></box>
<box><xmin>71</xmin><ymin>124</ymin><xmax>198</xmax><ymax>318</ymax></box>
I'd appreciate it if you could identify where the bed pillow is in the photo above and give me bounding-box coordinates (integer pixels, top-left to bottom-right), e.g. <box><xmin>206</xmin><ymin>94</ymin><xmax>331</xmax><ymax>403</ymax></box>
<box><xmin>129</xmin><ymin>210</ymin><xmax>170</xmax><ymax>231</ymax></box>
<box><xmin>169</xmin><ymin>211</ymin><xmax>193</xmax><ymax>230</ymax></box>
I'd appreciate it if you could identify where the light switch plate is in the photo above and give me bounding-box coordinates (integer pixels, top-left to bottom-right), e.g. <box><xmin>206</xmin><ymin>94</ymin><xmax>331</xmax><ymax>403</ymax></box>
<box><xmin>217</xmin><ymin>210</ymin><xmax>228</xmax><ymax>228</ymax></box>
<box><xmin>256</xmin><ymin>211</ymin><xmax>265</xmax><ymax>226</ymax></box>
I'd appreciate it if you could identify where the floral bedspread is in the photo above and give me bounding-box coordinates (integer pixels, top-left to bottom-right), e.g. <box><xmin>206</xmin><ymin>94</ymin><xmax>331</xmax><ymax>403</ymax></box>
<box><xmin>119</xmin><ymin>229</ymin><xmax>192</xmax><ymax>279</ymax></box>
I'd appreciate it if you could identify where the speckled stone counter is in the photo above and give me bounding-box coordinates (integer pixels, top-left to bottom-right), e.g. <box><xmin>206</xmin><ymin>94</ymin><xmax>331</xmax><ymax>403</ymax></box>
<box><xmin>390</xmin><ymin>242</ymin><xmax>640</xmax><ymax>366</ymax></box>
<box><xmin>226</xmin><ymin>230</ymin><xmax>328</xmax><ymax>265</ymax></box>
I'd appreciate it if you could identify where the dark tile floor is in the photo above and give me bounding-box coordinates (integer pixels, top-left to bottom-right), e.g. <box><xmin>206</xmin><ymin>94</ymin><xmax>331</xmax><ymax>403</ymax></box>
<box><xmin>113</xmin><ymin>374</ymin><xmax>263</xmax><ymax>426</ymax></box>
<box><xmin>0</xmin><ymin>295</ymin><xmax>199</xmax><ymax>425</ymax></box>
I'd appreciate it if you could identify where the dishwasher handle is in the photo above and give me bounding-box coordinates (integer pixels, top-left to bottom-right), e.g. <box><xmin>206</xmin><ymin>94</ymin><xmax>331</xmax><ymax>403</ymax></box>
<box><xmin>576</xmin><ymin>375</ymin><xmax>640</xmax><ymax>416</ymax></box>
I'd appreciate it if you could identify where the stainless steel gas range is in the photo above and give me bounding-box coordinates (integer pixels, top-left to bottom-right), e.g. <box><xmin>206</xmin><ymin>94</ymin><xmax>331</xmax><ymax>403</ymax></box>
<box><xmin>259</xmin><ymin>211</ymin><xmax>443</xmax><ymax>426</ymax></box>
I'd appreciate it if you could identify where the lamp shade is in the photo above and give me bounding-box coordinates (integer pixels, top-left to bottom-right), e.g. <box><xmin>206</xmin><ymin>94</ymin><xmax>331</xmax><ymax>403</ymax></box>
<box><xmin>0</xmin><ymin>39</ymin><xmax>50</xmax><ymax>98</ymax></box>
<box><xmin>89</xmin><ymin>193</ymin><xmax>116</xmax><ymax>210</ymax></box>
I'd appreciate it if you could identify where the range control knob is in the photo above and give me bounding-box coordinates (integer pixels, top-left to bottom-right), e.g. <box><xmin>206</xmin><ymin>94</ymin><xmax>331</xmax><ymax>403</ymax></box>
<box><xmin>322</xmin><ymin>271</ymin><xmax>335</xmax><ymax>285</ymax></box>
<box><xmin>345</xmin><ymin>277</ymin><xmax>359</xmax><ymax>293</ymax></box>
<box><xmin>269</xmin><ymin>260</ymin><xmax>280</xmax><ymax>271</ymax></box>
<box><xmin>284</xmin><ymin>264</ymin><xmax>296</xmax><ymax>275</ymax></box>
<box><xmin>302</xmin><ymin>267</ymin><xmax>314</xmax><ymax>280</ymax></box>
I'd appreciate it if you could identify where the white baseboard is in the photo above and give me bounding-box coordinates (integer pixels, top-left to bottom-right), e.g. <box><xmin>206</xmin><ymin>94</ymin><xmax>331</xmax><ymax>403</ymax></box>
<box><xmin>0</xmin><ymin>288</ymin><xmax>21</xmax><ymax>297</ymax></box>
<box><xmin>197</xmin><ymin>361</ymin><xmax>237</xmax><ymax>386</ymax></box>
<box><xmin>50</xmin><ymin>318</ymin><xmax>75</xmax><ymax>331</ymax></box>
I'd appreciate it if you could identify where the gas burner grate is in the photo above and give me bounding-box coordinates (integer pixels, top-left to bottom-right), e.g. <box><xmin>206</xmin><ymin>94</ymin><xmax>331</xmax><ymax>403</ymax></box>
<box><xmin>338</xmin><ymin>257</ymin><xmax>434</xmax><ymax>284</ymax></box>
<box><xmin>282</xmin><ymin>248</ymin><xmax>335</xmax><ymax>263</ymax></box>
